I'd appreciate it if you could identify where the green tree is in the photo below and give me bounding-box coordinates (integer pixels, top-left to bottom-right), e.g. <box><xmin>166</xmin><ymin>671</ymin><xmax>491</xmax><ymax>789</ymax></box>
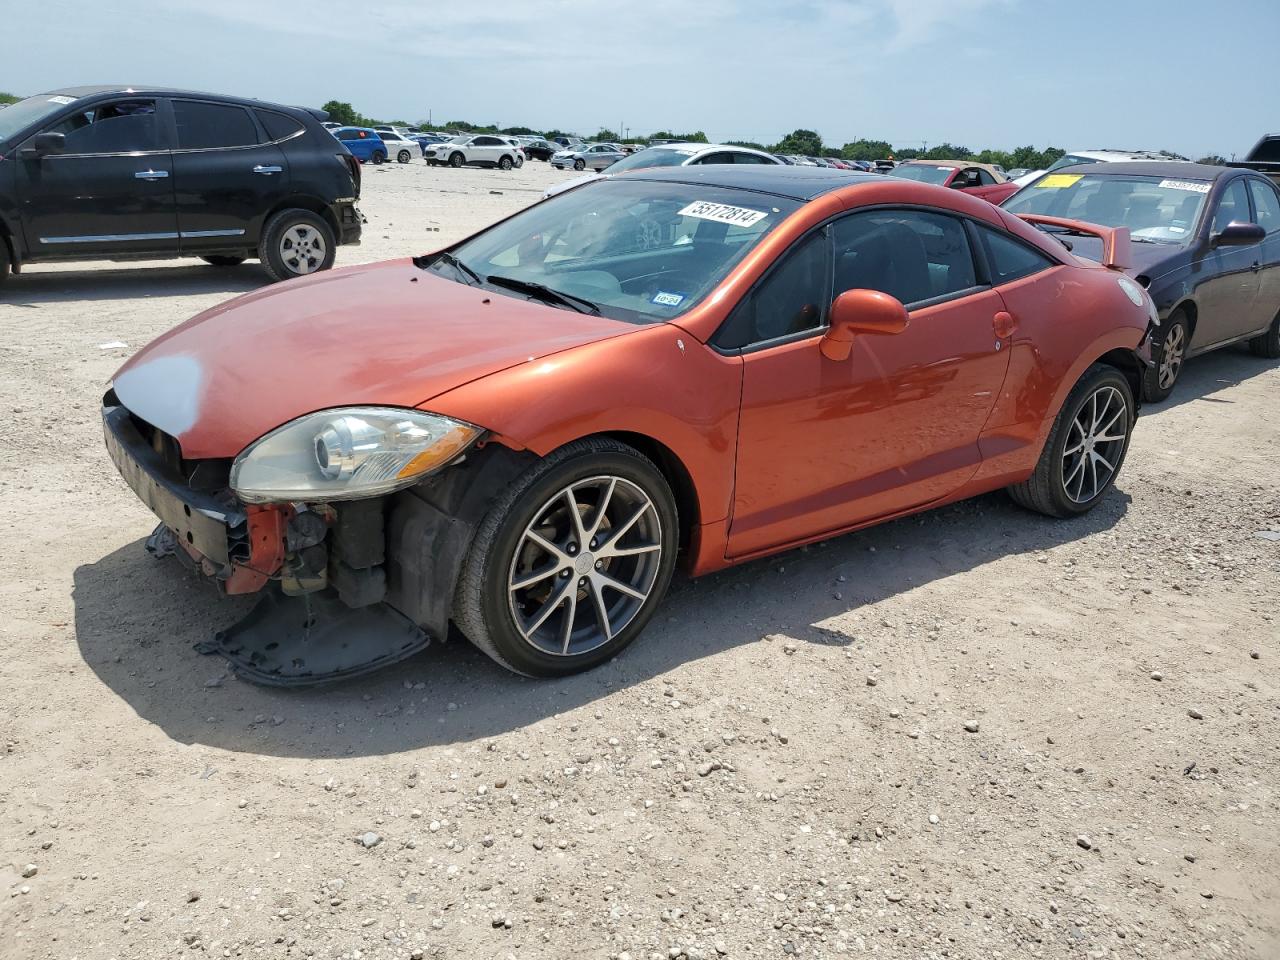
<box><xmin>321</xmin><ymin>100</ymin><xmax>364</xmax><ymax>126</ymax></box>
<box><xmin>726</xmin><ymin>140</ymin><xmax>767</xmax><ymax>151</ymax></box>
<box><xmin>774</xmin><ymin>129</ymin><xmax>823</xmax><ymax>155</ymax></box>
<box><xmin>0</xmin><ymin>91</ymin><xmax>20</xmax><ymax>105</ymax></box>
<box><xmin>647</xmin><ymin>130</ymin><xmax>709</xmax><ymax>144</ymax></box>
<box><xmin>840</xmin><ymin>139</ymin><xmax>893</xmax><ymax>161</ymax></box>
<box><xmin>1197</xmin><ymin>154</ymin><xmax>1228</xmax><ymax>166</ymax></box>
<box><xmin>593</xmin><ymin>128</ymin><xmax>621</xmax><ymax>143</ymax></box>
<box><xmin>501</xmin><ymin>126</ymin><xmax>538</xmax><ymax>136</ymax></box>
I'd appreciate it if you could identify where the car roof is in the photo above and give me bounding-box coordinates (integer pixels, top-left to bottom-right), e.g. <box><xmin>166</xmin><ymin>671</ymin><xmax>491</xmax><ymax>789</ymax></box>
<box><xmin>39</xmin><ymin>84</ymin><xmax>325</xmax><ymax>120</ymax></box>
<box><xmin>1049</xmin><ymin>160</ymin><xmax>1232</xmax><ymax>180</ymax></box>
<box><xmin>1066</xmin><ymin>149</ymin><xmax>1188</xmax><ymax>162</ymax></box>
<box><xmin>613</xmin><ymin>165</ymin><xmax>876</xmax><ymax>200</ymax></box>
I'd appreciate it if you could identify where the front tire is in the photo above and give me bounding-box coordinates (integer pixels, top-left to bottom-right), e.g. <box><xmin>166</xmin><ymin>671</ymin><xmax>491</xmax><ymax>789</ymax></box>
<box><xmin>258</xmin><ymin>209</ymin><xmax>336</xmax><ymax>282</ymax></box>
<box><xmin>1248</xmin><ymin>309</ymin><xmax>1280</xmax><ymax>359</ymax></box>
<box><xmin>449</xmin><ymin>152</ymin><xmax>464</xmax><ymax>168</ymax></box>
<box><xmin>1142</xmin><ymin>311</ymin><xmax>1188</xmax><ymax>402</ymax></box>
<box><xmin>1008</xmin><ymin>364</ymin><xmax>1135</xmax><ymax>518</ymax></box>
<box><xmin>200</xmin><ymin>255</ymin><xmax>247</xmax><ymax>267</ymax></box>
<box><xmin>454</xmin><ymin>438</ymin><xmax>678</xmax><ymax>677</ymax></box>
<box><xmin>397</xmin><ymin>149</ymin><xmax>411</xmax><ymax>164</ymax></box>
<box><xmin>573</xmin><ymin>158</ymin><xmax>586</xmax><ymax>171</ymax></box>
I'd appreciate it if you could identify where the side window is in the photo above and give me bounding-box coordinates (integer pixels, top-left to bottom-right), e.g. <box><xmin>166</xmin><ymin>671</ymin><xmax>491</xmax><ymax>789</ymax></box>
<box><xmin>173</xmin><ymin>101</ymin><xmax>259</xmax><ymax>150</ymax></box>
<box><xmin>257</xmin><ymin>110</ymin><xmax>304</xmax><ymax>142</ymax></box>
<box><xmin>696</xmin><ymin>152</ymin><xmax>734</xmax><ymax>165</ymax></box>
<box><xmin>1247</xmin><ymin>179</ymin><xmax>1280</xmax><ymax>235</ymax></box>
<box><xmin>336</xmin><ymin>129</ymin><xmax>359</xmax><ymax>141</ymax></box>
<box><xmin>1212</xmin><ymin>180</ymin><xmax>1254</xmax><ymax>233</ymax></box>
<box><xmin>731</xmin><ymin>152</ymin><xmax>771</xmax><ymax>165</ymax></box>
<box><xmin>473</xmin><ymin>136</ymin><xmax>500</xmax><ymax>147</ymax></box>
<box><xmin>714</xmin><ymin>232</ymin><xmax>828</xmax><ymax>350</ymax></box>
<box><xmin>978</xmin><ymin>169</ymin><xmax>998</xmax><ymax>186</ymax></box>
<box><xmin>979</xmin><ymin>226</ymin><xmax>1057</xmax><ymax>284</ymax></box>
<box><xmin>833</xmin><ymin>210</ymin><xmax>977</xmax><ymax>306</ymax></box>
<box><xmin>55</xmin><ymin>99</ymin><xmax>160</xmax><ymax>155</ymax></box>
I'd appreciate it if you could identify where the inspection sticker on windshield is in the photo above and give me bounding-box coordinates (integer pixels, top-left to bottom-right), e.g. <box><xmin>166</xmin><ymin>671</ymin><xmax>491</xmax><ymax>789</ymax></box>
<box><xmin>652</xmin><ymin>291</ymin><xmax>686</xmax><ymax>307</ymax></box>
<box><xmin>1158</xmin><ymin>179</ymin><xmax>1210</xmax><ymax>193</ymax></box>
<box><xmin>679</xmin><ymin>201</ymin><xmax>768</xmax><ymax>227</ymax></box>
<box><xmin>1038</xmin><ymin>174</ymin><xmax>1082</xmax><ymax>189</ymax></box>
<box><xmin>47</xmin><ymin>95</ymin><xmax>77</xmax><ymax>105</ymax></box>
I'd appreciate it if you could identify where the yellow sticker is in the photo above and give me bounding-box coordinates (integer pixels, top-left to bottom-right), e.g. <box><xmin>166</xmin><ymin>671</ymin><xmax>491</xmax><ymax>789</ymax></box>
<box><xmin>1037</xmin><ymin>174</ymin><xmax>1082</xmax><ymax>189</ymax></box>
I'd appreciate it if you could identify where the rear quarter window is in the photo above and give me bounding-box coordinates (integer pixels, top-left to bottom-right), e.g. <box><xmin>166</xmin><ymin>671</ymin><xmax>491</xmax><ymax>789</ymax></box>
<box><xmin>979</xmin><ymin>226</ymin><xmax>1056</xmax><ymax>284</ymax></box>
<box><xmin>257</xmin><ymin>110</ymin><xmax>304</xmax><ymax>142</ymax></box>
<box><xmin>173</xmin><ymin>100</ymin><xmax>260</xmax><ymax>150</ymax></box>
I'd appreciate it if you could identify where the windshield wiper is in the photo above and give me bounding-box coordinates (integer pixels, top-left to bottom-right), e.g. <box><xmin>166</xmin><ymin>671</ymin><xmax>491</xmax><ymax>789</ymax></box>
<box><xmin>485</xmin><ymin>274</ymin><xmax>601</xmax><ymax>315</ymax></box>
<box><xmin>431</xmin><ymin>251</ymin><xmax>482</xmax><ymax>285</ymax></box>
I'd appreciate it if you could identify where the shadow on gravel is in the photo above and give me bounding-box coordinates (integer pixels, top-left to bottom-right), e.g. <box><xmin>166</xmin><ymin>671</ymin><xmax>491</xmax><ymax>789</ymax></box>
<box><xmin>0</xmin><ymin>263</ymin><xmax>268</xmax><ymax>305</ymax></box>
<box><xmin>73</xmin><ymin>488</ymin><xmax>1129</xmax><ymax>759</ymax></box>
<box><xmin>1141</xmin><ymin>344</ymin><xmax>1280</xmax><ymax>417</ymax></box>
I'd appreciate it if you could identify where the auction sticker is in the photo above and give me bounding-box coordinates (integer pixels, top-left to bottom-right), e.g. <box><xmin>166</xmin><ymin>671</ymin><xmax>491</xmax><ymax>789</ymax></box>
<box><xmin>1158</xmin><ymin>179</ymin><xmax>1210</xmax><ymax>193</ymax></box>
<box><xmin>47</xmin><ymin>95</ymin><xmax>77</xmax><ymax>105</ymax></box>
<box><xmin>1038</xmin><ymin>174</ymin><xmax>1082</xmax><ymax>189</ymax></box>
<box><xmin>652</xmin><ymin>291</ymin><xmax>686</xmax><ymax>307</ymax></box>
<box><xmin>679</xmin><ymin>201</ymin><xmax>767</xmax><ymax>227</ymax></box>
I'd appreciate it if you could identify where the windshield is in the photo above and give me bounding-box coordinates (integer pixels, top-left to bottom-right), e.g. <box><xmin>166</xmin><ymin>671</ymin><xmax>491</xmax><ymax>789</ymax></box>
<box><xmin>605</xmin><ymin>148</ymin><xmax>695</xmax><ymax>172</ymax></box>
<box><xmin>426</xmin><ymin>179</ymin><xmax>802</xmax><ymax>324</ymax></box>
<box><xmin>1003</xmin><ymin>173</ymin><xmax>1209</xmax><ymax>244</ymax></box>
<box><xmin>0</xmin><ymin>93</ymin><xmax>81</xmax><ymax>144</ymax></box>
<box><xmin>890</xmin><ymin>164</ymin><xmax>956</xmax><ymax>185</ymax></box>
<box><xmin>1043</xmin><ymin>154</ymin><xmax>1096</xmax><ymax>173</ymax></box>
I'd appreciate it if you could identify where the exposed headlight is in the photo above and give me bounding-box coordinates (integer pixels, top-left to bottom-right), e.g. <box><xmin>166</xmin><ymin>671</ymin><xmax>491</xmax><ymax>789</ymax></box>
<box><xmin>230</xmin><ymin>407</ymin><xmax>481</xmax><ymax>503</ymax></box>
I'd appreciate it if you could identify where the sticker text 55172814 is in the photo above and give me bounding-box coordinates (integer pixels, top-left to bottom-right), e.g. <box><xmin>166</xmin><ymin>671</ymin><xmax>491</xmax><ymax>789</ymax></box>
<box><xmin>1158</xmin><ymin>179</ymin><xmax>1211</xmax><ymax>194</ymax></box>
<box><xmin>679</xmin><ymin>201</ymin><xmax>768</xmax><ymax>228</ymax></box>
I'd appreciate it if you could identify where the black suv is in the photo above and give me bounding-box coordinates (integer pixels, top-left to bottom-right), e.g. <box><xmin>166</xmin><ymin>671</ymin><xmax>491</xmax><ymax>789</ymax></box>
<box><xmin>0</xmin><ymin>86</ymin><xmax>362</xmax><ymax>285</ymax></box>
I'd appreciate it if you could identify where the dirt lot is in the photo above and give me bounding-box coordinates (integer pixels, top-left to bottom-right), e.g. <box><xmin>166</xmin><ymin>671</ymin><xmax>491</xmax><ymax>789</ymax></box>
<box><xmin>1</xmin><ymin>160</ymin><xmax>1277</xmax><ymax>960</ymax></box>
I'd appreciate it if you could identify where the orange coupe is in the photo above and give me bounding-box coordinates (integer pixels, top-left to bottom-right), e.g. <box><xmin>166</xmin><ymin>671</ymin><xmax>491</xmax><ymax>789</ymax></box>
<box><xmin>104</xmin><ymin>167</ymin><xmax>1156</xmax><ymax>683</ymax></box>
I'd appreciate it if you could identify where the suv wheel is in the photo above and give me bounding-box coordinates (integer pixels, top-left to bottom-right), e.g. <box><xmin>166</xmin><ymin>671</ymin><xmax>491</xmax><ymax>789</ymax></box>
<box><xmin>449</xmin><ymin>152</ymin><xmax>465</xmax><ymax>168</ymax></box>
<box><xmin>397</xmin><ymin>149</ymin><xmax>411</xmax><ymax>164</ymax></box>
<box><xmin>259</xmin><ymin>209</ymin><xmax>336</xmax><ymax>282</ymax></box>
<box><xmin>201</xmin><ymin>255</ymin><xmax>247</xmax><ymax>267</ymax></box>
<box><xmin>371</xmin><ymin>151</ymin><xmax>386</xmax><ymax>165</ymax></box>
<box><xmin>498</xmin><ymin>155</ymin><xmax>513</xmax><ymax>171</ymax></box>
<box><xmin>454</xmin><ymin>438</ymin><xmax>678</xmax><ymax>677</ymax></box>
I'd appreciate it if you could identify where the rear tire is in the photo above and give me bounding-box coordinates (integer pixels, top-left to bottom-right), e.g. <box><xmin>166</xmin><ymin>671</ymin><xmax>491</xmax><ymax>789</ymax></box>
<box><xmin>1141</xmin><ymin>311</ymin><xmax>1188</xmax><ymax>402</ymax></box>
<box><xmin>498</xmin><ymin>155</ymin><xmax>513</xmax><ymax>171</ymax></box>
<box><xmin>259</xmin><ymin>209</ymin><xmax>336</xmax><ymax>282</ymax></box>
<box><xmin>200</xmin><ymin>255</ymin><xmax>247</xmax><ymax>267</ymax></box>
<box><xmin>1008</xmin><ymin>364</ymin><xmax>1135</xmax><ymax>518</ymax></box>
<box><xmin>0</xmin><ymin>240</ymin><xmax>10</xmax><ymax>286</ymax></box>
<box><xmin>454</xmin><ymin>438</ymin><xmax>678</xmax><ymax>677</ymax></box>
<box><xmin>397</xmin><ymin>149</ymin><xmax>411</xmax><ymax>164</ymax></box>
<box><xmin>1248</xmin><ymin>310</ymin><xmax>1280</xmax><ymax>359</ymax></box>
<box><xmin>372</xmin><ymin>151</ymin><xmax>386</xmax><ymax>165</ymax></box>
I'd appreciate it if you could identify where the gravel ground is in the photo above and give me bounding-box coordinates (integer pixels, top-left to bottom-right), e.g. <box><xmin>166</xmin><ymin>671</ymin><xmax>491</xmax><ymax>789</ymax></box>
<box><xmin>0</xmin><ymin>160</ymin><xmax>1277</xmax><ymax>960</ymax></box>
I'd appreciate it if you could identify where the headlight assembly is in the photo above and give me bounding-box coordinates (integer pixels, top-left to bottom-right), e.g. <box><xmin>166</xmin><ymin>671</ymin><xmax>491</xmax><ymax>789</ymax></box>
<box><xmin>230</xmin><ymin>407</ymin><xmax>481</xmax><ymax>503</ymax></box>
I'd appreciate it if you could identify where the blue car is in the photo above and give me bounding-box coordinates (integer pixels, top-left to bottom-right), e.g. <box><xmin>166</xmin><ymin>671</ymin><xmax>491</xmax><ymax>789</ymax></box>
<box><xmin>333</xmin><ymin>126</ymin><xmax>387</xmax><ymax>164</ymax></box>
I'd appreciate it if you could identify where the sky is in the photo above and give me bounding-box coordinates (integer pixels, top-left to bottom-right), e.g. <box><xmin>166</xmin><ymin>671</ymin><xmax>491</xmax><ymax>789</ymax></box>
<box><xmin>3</xmin><ymin>0</ymin><xmax>1273</xmax><ymax>159</ymax></box>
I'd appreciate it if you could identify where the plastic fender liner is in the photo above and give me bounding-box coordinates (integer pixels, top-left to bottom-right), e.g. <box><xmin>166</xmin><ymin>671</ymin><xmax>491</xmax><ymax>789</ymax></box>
<box><xmin>385</xmin><ymin>442</ymin><xmax>539</xmax><ymax>639</ymax></box>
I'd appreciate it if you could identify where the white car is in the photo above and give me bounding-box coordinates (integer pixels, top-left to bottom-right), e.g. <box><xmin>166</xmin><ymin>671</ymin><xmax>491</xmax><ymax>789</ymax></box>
<box><xmin>543</xmin><ymin>142</ymin><xmax>783</xmax><ymax>198</ymax></box>
<box><xmin>1013</xmin><ymin>149</ymin><xmax>1191</xmax><ymax>187</ymax></box>
<box><xmin>428</xmin><ymin>135</ymin><xmax>524</xmax><ymax>170</ymax></box>
<box><xmin>376</xmin><ymin>130</ymin><xmax>420</xmax><ymax>164</ymax></box>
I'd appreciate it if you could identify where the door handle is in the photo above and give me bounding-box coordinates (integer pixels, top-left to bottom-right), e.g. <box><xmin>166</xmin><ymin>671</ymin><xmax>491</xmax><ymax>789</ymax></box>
<box><xmin>134</xmin><ymin>169</ymin><xmax>169</xmax><ymax>180</ymax></box>
<box><xmin>993</xmin><ymin>310</ymin><xmax>1018</xmax><ymax>339</ymax></box>
<box><xmin>1252</xmin><ymin>261</ymin><xmax>1262</xmax><ymax>273</ymax></box>
<box><xmin>252</xmin><ymin>165</ymin><xmax>283</xmax><ymax>175</ymax></box>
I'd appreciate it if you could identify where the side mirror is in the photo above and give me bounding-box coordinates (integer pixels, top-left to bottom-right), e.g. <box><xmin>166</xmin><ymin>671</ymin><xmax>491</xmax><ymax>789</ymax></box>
<box><xmin>949</xmin><ymin>178</ymin><xmax>968</xmax><ymax>189</ymax></box>
<box><xmin>820</xmin><ymin>289</ymin><xmax>909</xmax><ymax>361</ymax></box>
<box><xmin>1212</xmin><ymin>221</ymin><xmax>1265</xmax><ymax>247</ymax></box>
<box><xmin>19</xmin><ymin>131</ymin><xmax>66</xmax><ymax>159</ymax></box>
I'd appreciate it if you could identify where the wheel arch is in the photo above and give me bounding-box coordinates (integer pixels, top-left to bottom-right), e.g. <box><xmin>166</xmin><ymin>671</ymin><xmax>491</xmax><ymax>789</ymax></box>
<box><xmin>1093</xmin><ymin>348</ymin><xmax>1143</xmax><ymax>404</ymax></box>
<box><xmin>594</xmin><ymin>431</ymin><xmax>699</xmax><ymax>549</ymax></box>
<box><xmin>260</xmin><ymin>197</ymin><xmax>341</xmax><ymax>245</ymax></box>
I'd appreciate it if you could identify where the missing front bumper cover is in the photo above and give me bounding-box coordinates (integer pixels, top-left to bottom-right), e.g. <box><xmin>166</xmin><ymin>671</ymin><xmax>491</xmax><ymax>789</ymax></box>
<box><xmin>198</xmin><ymin>587</ymin><xmax>430</xmax><ymax>686</ymax></box>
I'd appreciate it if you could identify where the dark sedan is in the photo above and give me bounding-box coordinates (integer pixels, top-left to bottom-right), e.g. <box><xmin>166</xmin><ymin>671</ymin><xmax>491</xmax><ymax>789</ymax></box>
<box><xmin>521</xmin><ymin>139</ymin><xmax>558</xmax><ymax>162</ymax></box>
<box><xmin>1004</xmin><ymin>162</ymin><xmax>1280</xmax><ymax>400</ymax></box>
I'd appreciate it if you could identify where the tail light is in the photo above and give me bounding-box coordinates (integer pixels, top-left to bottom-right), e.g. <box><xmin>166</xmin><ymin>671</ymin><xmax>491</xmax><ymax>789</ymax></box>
<box><xmin>337</xmin><ymin>153</ymin><xmax>362</xmax><ymax>199</ymax></box>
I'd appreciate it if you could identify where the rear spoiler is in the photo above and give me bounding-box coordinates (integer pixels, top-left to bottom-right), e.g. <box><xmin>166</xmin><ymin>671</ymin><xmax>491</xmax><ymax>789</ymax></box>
<box><xmin>1014</xmin><ymin>214</ymin><xmax>1132</xmax><ymax>271</ymax></box>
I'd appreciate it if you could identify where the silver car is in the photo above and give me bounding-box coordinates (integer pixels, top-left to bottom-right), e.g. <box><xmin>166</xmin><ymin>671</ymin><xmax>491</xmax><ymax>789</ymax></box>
<box><xmin>551</xmin><ymin>143</ymin><xmax>626</xmax><ymax>171</ymax></box>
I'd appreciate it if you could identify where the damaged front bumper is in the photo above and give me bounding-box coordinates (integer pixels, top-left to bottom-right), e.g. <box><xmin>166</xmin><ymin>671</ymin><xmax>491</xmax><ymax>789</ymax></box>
<box><xmin>102</xmin><ymin>401</ymin><xmax>429</xmax><ymax>685</ymax></box>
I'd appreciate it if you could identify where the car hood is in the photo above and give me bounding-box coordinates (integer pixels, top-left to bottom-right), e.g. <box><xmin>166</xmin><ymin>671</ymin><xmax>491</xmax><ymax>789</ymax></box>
<box><xmin>110</xmin><ymin>259</ymin><xmax>632</xmax><ymax>459</ymax></box>
<box><xmin>1058</xmin><ymin>234</ymin><xmax>1183</xmax><ymax>277</ymax></box>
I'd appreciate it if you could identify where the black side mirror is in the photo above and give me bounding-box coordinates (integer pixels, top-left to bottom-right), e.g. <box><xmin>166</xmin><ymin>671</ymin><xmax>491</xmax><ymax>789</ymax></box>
<box><xmin>1212</xmin><ymin>221</ymin><xmax>1265</xmax><ymax>247</ymax></box>
<box><xmin>19</xmin><ymin>132</ymin><xmax>66</xmax><ymax>159</ymax></box>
